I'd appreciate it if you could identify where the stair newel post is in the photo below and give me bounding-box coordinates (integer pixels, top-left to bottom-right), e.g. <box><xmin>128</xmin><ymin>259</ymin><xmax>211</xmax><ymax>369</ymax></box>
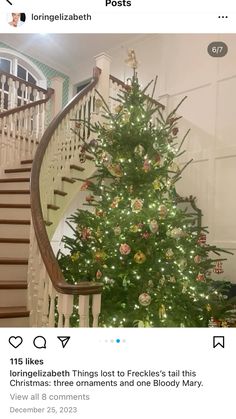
<box><xmin>95</xmin><ymin>53</ymin><xmax>111</xmax><ymax>106</ymax></box>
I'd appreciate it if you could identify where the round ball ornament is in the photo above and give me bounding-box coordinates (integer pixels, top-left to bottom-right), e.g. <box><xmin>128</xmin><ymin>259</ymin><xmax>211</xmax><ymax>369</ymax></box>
<box><xmin>169</xmin><ymin>227</ymin><xmax>184</xmax><ymax>239</ymax></box>
<box><xmin>149</xmin><ymin>219</ymin><xmax>159</xmax><ymax>234</ymax></box>
<box><xmin>194</xmin><ymin>255</ymin><xmax>202</xmax><ymax>264</ymax></box>
<box><xmin>134</xmin><ymin>251</ymin><xmax>146</xmax><ymax>264</ymax></box>
<box><xmin>158</xmin><ymin>204</ymin><xmax>168</xmax><ymax>219</ymax></box>
<box><xmin>178</xmin><ymin>258</ymin><xmax>187</xmax><ymax>270</ymax></box>
<box><xmin>131</xmin><ymin>198</ymin><xmax>144</xmax><ymax>213</ymax></box>
<box><xmin>119</xmin><ymin>243</ymin><xmax>131</xmax><ymax>255</ymax></box>
<box><xmin>134</xmin><ymin>144</ymin><xmax>145</xmax><ymax>156</ymax></box>
<box><xmin>196</xmin><ymin>273</ymin><xmax>205</xmax><ymax>282</ymax></box>
<box><xmin>138</xmin><ymin>293</ymin><xmax>152</xmax><ymax>307</ymax></box>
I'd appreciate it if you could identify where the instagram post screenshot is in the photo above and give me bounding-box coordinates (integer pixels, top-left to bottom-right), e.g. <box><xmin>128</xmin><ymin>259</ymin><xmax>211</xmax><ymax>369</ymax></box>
<box><xmin>0</xmin><ymin>0</ymin><xmax>236</xmax><ymax>418</ymax></box>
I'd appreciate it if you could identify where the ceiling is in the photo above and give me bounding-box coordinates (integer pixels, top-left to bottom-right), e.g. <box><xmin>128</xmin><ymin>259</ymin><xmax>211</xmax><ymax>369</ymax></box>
<box><xmin>0</xmin><ymin>34</ymin><xmax>144</xmax><ymax>79</ymax></box>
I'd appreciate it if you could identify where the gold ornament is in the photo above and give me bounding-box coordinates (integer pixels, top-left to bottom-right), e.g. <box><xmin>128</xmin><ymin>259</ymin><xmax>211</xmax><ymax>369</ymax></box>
<box><xmin>125</xmin><ymin>49</ymin><xmax>138</xmax><ymax>69</ymax></box>
<box><xmin>152</xmin><ymin>179</ymin><xmax>162</xmax><ymax>190</ymax></box>
<box><xmin>131</xmin><ymin>198</ymin><xmax>144</xmax><ymax>213</ymax></box>
<box><xmin>134</xmin><ymin>251</ymin><xmax>146</xmax><ymax>264</ymax></box>
<box><xmin>71</xmin><ymin>251</ymin><xmax>80</xmax><ymax>262</ymax></box>
<box><xmin>206</xmin><ymin>304</ymin><xmax>212</xmax><ymax>312</ymax></box>
<box><xmin>168</xmin><ymin>276</ymin><xmax>176</xmax><ymax>283</ymax></box>
<box><xmin>94</xmin><ymin>250</ymin><xmax>106</xmax><ymax>262</ymax></box>
<box><xmin>165</xmin><ymin>248</ymin><xmax>174</xmax><ymax>259</ymax></box>
<box><xmin>107</xmin><ymin>163</ymin><xmax>123</xmax><ymax>177</ymax></box>
<box><xmin>130</xmin><ymin>224</ymin><xmax>140</xmax><ymax>233</ymax></box>
<box><xmin>134</xmin><ymin>144</ymin><xmax>145</xmax><ymax>156</ymax></box>
<box><xmin>110</xmin><ymin>196</ymin><xmax>122</xmax><ymax>208</ymax></box>
<box><xmin>115</xmin><ymin>104</ymin><xmax>123</xmax><ymax>113</ymax></box>
<box><xmin>158</xmin><ymin>204</ymin><xmax>168</xmax><ymax>218</ymax></box>
<box><xmin>159</xmin><ymin>304</ymin><xmax>166</xmax><ymax>319</ymax></box>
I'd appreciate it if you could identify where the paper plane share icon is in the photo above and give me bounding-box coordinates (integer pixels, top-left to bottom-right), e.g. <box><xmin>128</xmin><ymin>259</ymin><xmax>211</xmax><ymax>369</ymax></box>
<box><xmin>57</xmin><ymin>336</ymin><xmax>70</xmax><ymax>348</ymax></box>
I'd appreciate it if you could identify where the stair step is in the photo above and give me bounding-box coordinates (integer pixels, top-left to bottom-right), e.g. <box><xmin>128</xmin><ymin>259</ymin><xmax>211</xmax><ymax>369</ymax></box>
<box><xmin>85</xmin><ymin>154</ymin><xmax>94</xmax><ymax>161</ymax></box>
<box><xmin>0</xmin><ymin>288</ymin><xmax>27</xmax><ymax>307</ymax></box>
<box><xmin>0</xmin><ymin>241</ymin><xmax>29</xmax><ymax>257</ymax></box>
<box><xmin>21</xmin><ymin>159</ymin><xmax>33</xmax><ymax>165</ymax></box>
<box><xmin>0</xmin><ymin>221</ymin><xmax>30</xmax><ymax>239</ymax></box>
<box><xmin>47</xmin><ymin>204</ymin><xmax>59</xmax><ymax>210</ymax></box>
<box><xmin>54</xmin><ymin>190</ymin><xmax>67</xmax><ymax>197</ymax></box>
<box><xmin>0</xmin><ymin>204</ymin><xmax>31</xmax><ymax>220</ymax></box>
<box><xmin>0</xmin><ymin>281</ymin><xmax>27</xmax><ymax>289</ymax></box>
<box><xmin>0</xmin><ymin>306</ymin><xmax>29</xmax><ymax>319</ymax></box>
<box><xmin>61</xmin><ymin>176</ymin><xmax>75</xmax><ymax>184</ymax></box>
<box><xmin>0</xmin><ymin>316</ymin><xmax>29</xmax><ymax>327</ymax></box>
<box><xmin>0</xmin><ymin>190</ymin><xmax>30</xmax><ymax>204</ymax></box>
<box><xmin>0</xmin><ymin>178</ymin><xmax>30</xmax><ymax>191</ymax></box>
<box><xmin>0</xmin><ymin>238</ymin><xmax>29</xmax><ymax>243</ymax></box>
<box><xmin>0</xmin><ymin>264</ymin><xmax>28</xmax><ymax>281</ymax></box>
<box><xmin>0</xmin><ymin>258</ymin><xmax>28</xmax><ymax>265</ymax></box>
<box><xmin>70</xmin><ymin>164</ymin><xmax>85</xmax><ymax>172</ymax></box>
<box><xmin>5</xmin><ymin>168</ymin><xmax>31</xmax><ymax>174</ymax></box>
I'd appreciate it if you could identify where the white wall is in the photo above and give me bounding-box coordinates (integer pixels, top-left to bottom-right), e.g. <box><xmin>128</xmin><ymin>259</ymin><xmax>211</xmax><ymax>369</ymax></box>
<box><xmin>53</xmin><ymin>34</ymin><xmax>236</xmax><ymax>283</ymax></box>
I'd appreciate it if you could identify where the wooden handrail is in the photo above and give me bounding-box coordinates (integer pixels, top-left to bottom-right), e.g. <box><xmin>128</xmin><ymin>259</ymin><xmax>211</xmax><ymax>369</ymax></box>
<box><xmin>30</xmin><ymin>67</ymin><xmax>103</xmax><ymax>296</ymax></box>
<box><xmin>0</xmin><ymin>69</ymin><xmax>49</xmax><ymax>94</ymax></box>
<box><xmin>109</xmin><ymin>74</ymin><xmax>165</xmax><ymax>109</ymax></box>
<box><xmin>0</xmin><ymin>88</ymin><xmax>54</xmax><ymax>117</ymax></box>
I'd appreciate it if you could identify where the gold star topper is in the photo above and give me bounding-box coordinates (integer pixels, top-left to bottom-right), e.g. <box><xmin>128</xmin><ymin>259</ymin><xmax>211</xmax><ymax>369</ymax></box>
<box><xmin>125</xmin><ymin>49</ymin><xmax>138</xmax><ymax>69</ymax></box>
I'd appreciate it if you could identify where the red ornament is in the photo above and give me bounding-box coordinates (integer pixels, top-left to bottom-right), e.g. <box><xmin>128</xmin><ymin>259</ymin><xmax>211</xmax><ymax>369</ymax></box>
<box><xmin>86</xmin><ymin>194</ymin><xmax>94</xmax><ymax>203</ymax></box>
<box><xmin>196</xmin><ymin>273</ymin><xmax>205</xmax><ymax>282</ymax></box>
<box><xmin>172</xmin><ymin>127</ymin><xmax>179</xmax><ymax>136</ymax></box>
<box><xmin>80</xmin><ymin>180</ymin><xmax>91</xmax><ymax>191</ymax></box>
<box><xmin>198</xmin><ymin>234</ymin><xmax>206</xmax><ymax>246</ymax></box>
<box><xmin>142</xmin><ymin>232</ymin><xmax>150</xmax><ymax>239</ymax></box>
<box><xmin>213</xmin><ymin>261</ymin><xmax>224</xmax><ymax>274</ymax></box>
<box><xmin>81</xmin><ymin>227</ymin><xmax>91</xmax><ymax>240</ymax></box>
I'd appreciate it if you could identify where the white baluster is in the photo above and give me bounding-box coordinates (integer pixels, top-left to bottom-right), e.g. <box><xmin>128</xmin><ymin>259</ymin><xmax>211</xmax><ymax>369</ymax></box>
<box><xmin>62</xmin><ymin>294</ymin><xmax>74</xmax><ymax>327</ymax></box>
<box><xmin>92</xmin><ymin>294</ymin><xmax>101</xmax><ymax>327</ymax></box>
<box><xmin>78</xmin><ymin>295</ymin><xmax>90</xmax><ymax>327</ymax></box>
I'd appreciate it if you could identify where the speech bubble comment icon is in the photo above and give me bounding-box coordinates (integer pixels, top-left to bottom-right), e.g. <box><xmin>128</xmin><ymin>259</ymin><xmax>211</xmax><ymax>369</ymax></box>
<box><xmin>33</xmin><ymin>336</ymin><xmax>47</xmax><ymax>349</ymax></box>
<box><xmin>9</xmin><ymin>336</ymin><xmax>23</xmax><ymax>348</ymax></box>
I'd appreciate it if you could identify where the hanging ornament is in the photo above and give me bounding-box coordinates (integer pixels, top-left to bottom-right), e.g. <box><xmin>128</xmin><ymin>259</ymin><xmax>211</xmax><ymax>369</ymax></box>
<box><xmin>85</xmin><ymin>194</ymin><xmax>94</xmax><ymax>203</ymax></box>
<box><xmin>168</xmin><ymin>276</ymin><xmax>176</xmax><ymax>283</ymax></box>
<box><xmin>138</xmin><ymin>293</ymin><xmax>151</xmax><ymax>307</ymax></box>
<box><xmin>119</xmin><ymin>243</ymin><xmax>131</xmax><ymax>255</ymax></box>
<box><xmin>80</xmin><ymin>180</ymin><xmax>91</xmax><ymax>191</ymax></box>
<box><xmin>89</xmin><ymin>139</ymin><xmax>98</xmax><ymax>151</ymax></box>
<box><xmin>134</xmin><ymin>144</ymin><xmax>145</xmax><ymax>156</ymax></box>
<box><xmin>130</xmin><ymin>224</ymin><xmax>140</xmax><ymax>233</ymax></box>
<box><xmin>110</xmin><ymin>196</ymin><xmax>122</xmax><ymax>209</ymax></box>
<box><xmin>213</xmin><ymin>261</ymin><xmax>224</xmax><ymax>274</ymax></box>
<box><xmin>197</xmin><ymin>233</ymin><xmax>207</xmax><ymax>246</ymax></box>
<box><xmin>148</xmin><ymin>280</ymin><xmax>154</xmax><ymax>288</ymax></box>
<box><xmin>194</xmin><ymin>255</ymin><xmax>202</xmax><ymax>264</ymax></box>
<box><xmin>152</xmin><ymin>179</ymin><xmax>162</xmax><ymax>190</ymax></box>
<box><xmin>113</xmin><ymin>226</ymin><xmax>121</xmax><ymax>236</ymax></box>
<box><xmin>158</xmin><ymin>204</ymin><xmax>168</xmax><ymax>219</ymax></box>
<box><xmin>134</xmin><ymin>251</ymin><xmax>146</xmax><ymax>264</ymax></box>
<box><xmin>122</xmin><ymin>110</ymin><xmax>130</xmax><ymax>123</ymax></box>
<box><xmin>165</xmin><ymin>248</ymin><xmax>174</xmax><ymax>260</ymax></box>
<box><xmin>206</xmin><ymin>304</ymin><xmax>212</xmax><ymax>312</ymax></box>
<box><xmin>159</xmin><ymin>276</ymin><xmax>165</xmax><ymax>286</ymax></box>
<box><xmin>196</xmin><ymin>273</ymin><xmax>205</xmax><ymax>282</ymax></box>
<box><xmin>125</xmin><ymin>49</ymin><xmax>138</xmax><ymax>69</ymax></box>
<box><xmin>143</xmin><ymin>159</ymin><xmax>151</xmax><ymax>173</ymax></box>
<box><xmin>100</xmin><ymin>151</ymin><xmax>112</xmax><ymax>166</ymax></box>
<box><xmin>107</xmin><ymin>163</ymin><xmax>123</xmax><ymax>177</ymax></box>
<box><xmin>71</xmin><ymin>251</ymin><xmax>80</xmax><ymax>262</ymax></box>
<box><xmin>96</xmin><ymin>208</ymin><xmax>104</xmax><ymax>217</ymax></box>
<box><xmin>169</xmin><ymin>227</ymin><xmax>184</xmax><ymax>239</ymax></box>
<box><xmin>115</xmin><ymin>104</ymin><xmax>123</xmax><ymax>113</ymax></box>
<box><xmin>154</xmin><ymin>153</ymin><xmax>162</xmax><ymax>165</ymax></box>
<box><xmin>96</xmin><ymin>270</ymin><xmax>103</xmax><ymax>280</ymax></box>
<box><xmin>149</xmin><ymin>219</ymin><xmax>159</xmax><ymax>234</ymax></box>
<box><xmin>172</xmin><ymin>127</ymin><xmax>179</xmax><ymax>136</ymax></box>
<box><xmin>178</xmin><ymin>258</ymin><xmax>187</xmax><ymax>270</ymax></box>
<box><xmin>208</xmin><ymin>317</ymin><xmax>219</xmax><ymax>327</ymax></box>
<box><xmin>79</xmin><ymin>152</ymin><xmax>86</xmax><ymax>163</ymax></box>
<box><xmin>94</xmin><ymin>250</ymin><xmax>106</xmax><ymax>262</ymax></box>
<box><xmin>142</xmin><ymin>231</ymin><xmax>150</xmax><ymax>239</ymax></box>
<box><xmin>81</xmin><ymin>227</ymin><xmax>92</xmax><ymax>240</ymax></box>
<box><xmin>131</xmin><ymin>198</ymin><xmax>144</xmax><ymax>213</ymax></box>
<box><xmin>159</xmin><ymin>304</ymin><xmax>166</xmax><ymax>319</ymax></box>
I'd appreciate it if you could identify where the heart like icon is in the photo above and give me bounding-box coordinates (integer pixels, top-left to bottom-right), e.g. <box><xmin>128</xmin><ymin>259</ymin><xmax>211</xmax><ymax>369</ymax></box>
<box><xmin>9</xmin><ymin>336</ymin><xmax>23</xmax><ymax>349</ymax></box>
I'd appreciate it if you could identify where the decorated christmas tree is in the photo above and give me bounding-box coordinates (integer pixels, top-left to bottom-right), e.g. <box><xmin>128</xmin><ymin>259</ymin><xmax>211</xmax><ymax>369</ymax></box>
<box><xmin>58</xmin><ymin>53</ymin><xmax>235</xmax><ymax>327</ymax></box>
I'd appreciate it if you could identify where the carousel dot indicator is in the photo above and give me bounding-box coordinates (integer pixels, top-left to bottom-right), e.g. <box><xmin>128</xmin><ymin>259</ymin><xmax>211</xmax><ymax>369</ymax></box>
<box><xmin>116</xmin><ymin>338</ymin><xmax>120</xmax><ymax>343</ymax></box>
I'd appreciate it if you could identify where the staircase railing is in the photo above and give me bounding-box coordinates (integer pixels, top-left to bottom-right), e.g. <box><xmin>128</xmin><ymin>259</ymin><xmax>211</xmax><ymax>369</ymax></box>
<box><xmin>29</xmin><ymin>67</ymin><xmax>103</xmax><ymax>327</ymax></box>
<box><xmin>0</xmin><ymin>74</ymin><xmax>54</xmax><ymax>168</ymax></box>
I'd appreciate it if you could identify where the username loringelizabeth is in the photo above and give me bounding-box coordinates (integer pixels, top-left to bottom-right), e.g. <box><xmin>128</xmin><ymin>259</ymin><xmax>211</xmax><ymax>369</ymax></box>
<box><xmin>31</xmin><ymin>13</ymin><xmax>92</xmax><ymax>22</ymax></box>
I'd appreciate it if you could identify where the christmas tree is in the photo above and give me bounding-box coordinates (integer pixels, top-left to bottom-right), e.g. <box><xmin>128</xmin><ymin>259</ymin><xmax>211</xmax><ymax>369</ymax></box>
<box><xmin>58</xmin><ymin>54</ymin><xmax>235</xmax><ymax>327</ymax></box>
